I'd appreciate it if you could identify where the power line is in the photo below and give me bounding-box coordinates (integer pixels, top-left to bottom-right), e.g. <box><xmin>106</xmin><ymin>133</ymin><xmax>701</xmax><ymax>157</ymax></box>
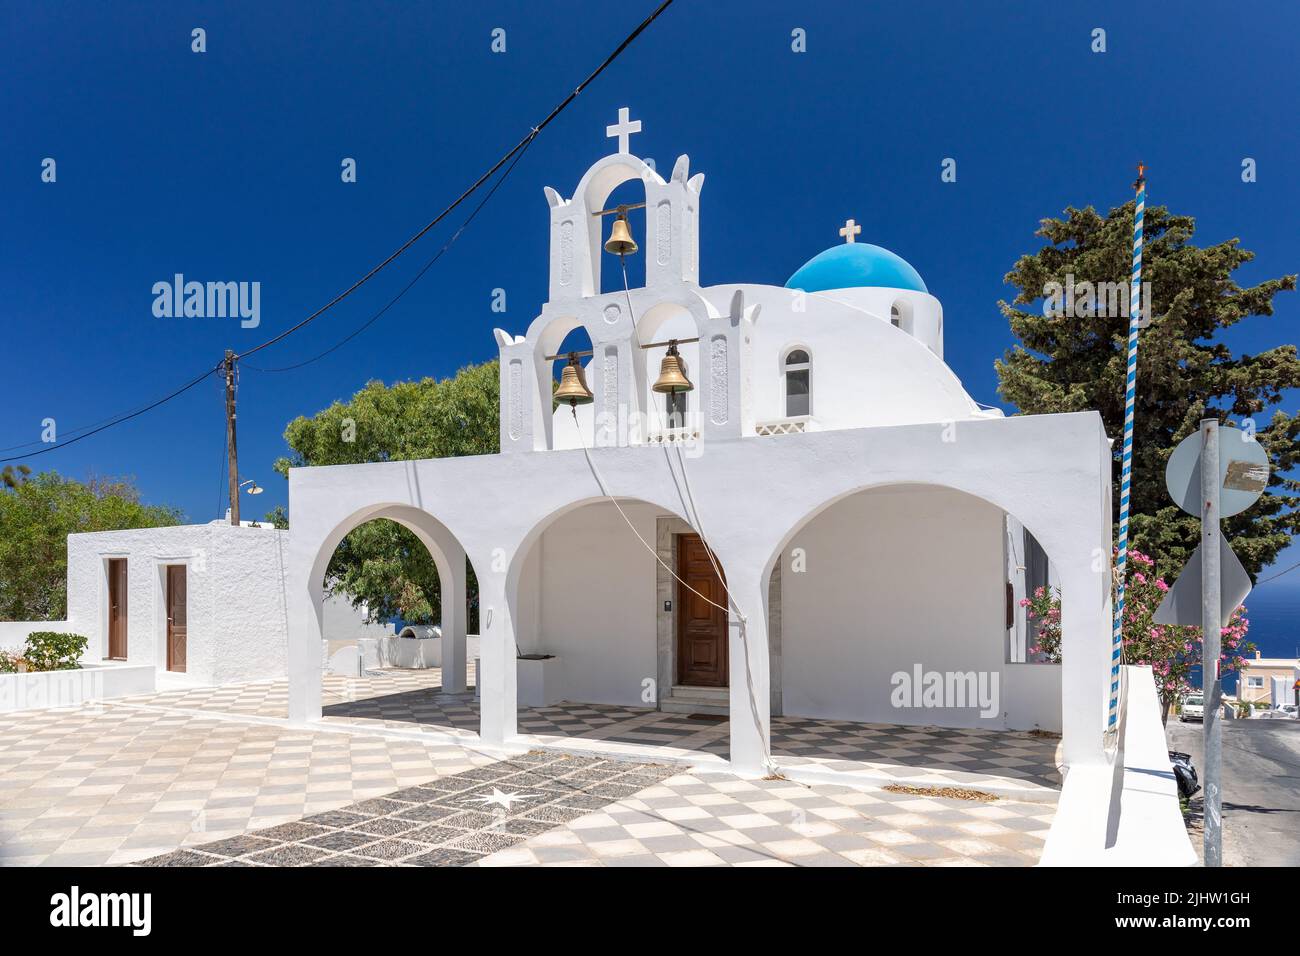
<box><xmin>0</xmin><ymin>0</ymin><xmax>676</xmax><ymax>464</ymax></box>
<box><xmin>0</xmin><ymin>363</ymin><xmax>221</xmax><ymax>464</ymax></box>
<box><xmin>243</xmin><ymin>134</ymin><xmax>535</xmax><ymax>373</ymax></box>
<box><xmin>235</xmin><ymin>0</ymin><xmax>676</xmax><ymax>363</ymax></box>
<box><xmin>1255</xmin><ymin>558</ymin><xmax>1300</xmax><ymax>587</ymax></box>
<box><xmin>0</xmin><ymin>384</ymin><xmax>209</xmax><ymax>455</ymax></box>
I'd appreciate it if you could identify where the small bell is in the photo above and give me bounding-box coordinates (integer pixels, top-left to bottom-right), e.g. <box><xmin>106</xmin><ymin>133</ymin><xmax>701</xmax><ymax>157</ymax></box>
<box><xmin>604</xmin><ymin>213</ymin><xmax>639</xmax><ymax>256</ymax></box>
<box><xmin>554</xmin><ymin>353</ymin><xmax>594</xmax><ymax>406</ymax></box>
<box><xmin>652</xmin><ymin>341</ymin><xmax>693</xmax><ymax>394</ymax></box>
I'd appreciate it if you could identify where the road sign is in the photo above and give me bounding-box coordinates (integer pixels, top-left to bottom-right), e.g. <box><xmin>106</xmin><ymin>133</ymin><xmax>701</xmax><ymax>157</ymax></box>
<box><xmin>1165</xmin><ymin>425</ymin><xmax>1269</xmax><ymax>518</ymax></box>
<box><xmin>1153</xmin><ymin>536</ymin><xmax>1252</xmax><ymax>627</ymax></box>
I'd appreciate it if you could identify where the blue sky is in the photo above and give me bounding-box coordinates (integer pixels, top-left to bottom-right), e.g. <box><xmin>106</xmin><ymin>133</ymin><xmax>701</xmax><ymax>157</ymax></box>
<box><xmin>2</xmin><ymin>0</ymin><xmax>1296</xmax><ymax>578</ymax></box>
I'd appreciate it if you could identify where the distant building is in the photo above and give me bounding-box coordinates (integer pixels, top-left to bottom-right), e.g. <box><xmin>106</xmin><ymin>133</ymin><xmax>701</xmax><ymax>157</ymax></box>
<box><xmin>1239</xmin><ymin>651</ymin><xmax>1299</xmax><ymax>706</ymax></box>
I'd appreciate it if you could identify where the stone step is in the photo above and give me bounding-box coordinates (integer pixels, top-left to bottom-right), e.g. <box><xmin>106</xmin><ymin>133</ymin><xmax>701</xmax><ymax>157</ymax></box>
<box><xmin>660</xmin><ymin>685</ymin><xmax>730</xmax><ymax>716</ymax></box>
<box><xmin>668</xmin><ymin>684</ymin><xmax>728</xmax><ymax>701</ymax></box>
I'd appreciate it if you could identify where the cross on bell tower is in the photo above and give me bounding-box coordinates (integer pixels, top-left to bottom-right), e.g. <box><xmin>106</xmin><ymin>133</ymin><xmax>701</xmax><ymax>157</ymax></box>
<box><xmin>839</xmin><ymin>218</ymin><xmax>862</xmax><ymax>243</ymax></box>
<box><xmin>606</xmin><ymin>107</ymin><xmax>642</xmax><ymax>154</ymax></box>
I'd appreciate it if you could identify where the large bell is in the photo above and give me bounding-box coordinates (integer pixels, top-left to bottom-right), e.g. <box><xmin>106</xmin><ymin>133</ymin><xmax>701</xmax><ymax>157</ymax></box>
<box><xmin>555</xmin><ymin>353</ymin><xmax>594</xmax><ymax>406</ymax></box>
<box><xmin>604</xmin><ymin>213</ymin><xmax>639</xmax><ymax>256</ymax></box>
<box><xmin>652</xmin><ymin>341</ymin><xmax>693</xmax><ymax>394</ymax></box>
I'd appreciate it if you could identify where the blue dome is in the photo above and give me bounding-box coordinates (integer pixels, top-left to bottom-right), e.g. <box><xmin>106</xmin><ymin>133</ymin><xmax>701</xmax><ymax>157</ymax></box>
<box><xmin>785</xmin><ymin>243</ymin><xmax>927</xmax><ymax>293</ymax></box>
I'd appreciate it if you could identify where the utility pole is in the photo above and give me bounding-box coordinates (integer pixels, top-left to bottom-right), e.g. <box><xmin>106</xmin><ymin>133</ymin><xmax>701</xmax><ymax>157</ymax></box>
<box><xmin>224</xmin><ymin>350</ymin><xmax>240</xmax><ymax>526</ymax></box>
<box><xmin>1200</xmin><ymin>417</ymin><xmax>1222</xmax><ymax>866</ymax></box>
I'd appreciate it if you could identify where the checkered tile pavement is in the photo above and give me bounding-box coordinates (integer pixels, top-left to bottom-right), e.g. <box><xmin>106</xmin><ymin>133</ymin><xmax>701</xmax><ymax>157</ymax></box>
<box><xmin>135</xmin><ymin>752</ymin><xmax>679</xmax><ymax>867</ymax></box>
<box><xmin>771</xmin><ymin>718</ymin><xmax>1061</xmax><ymax>793</ymax></box>
<box><xmin>476</xmin><ymin>771</ymin><xmax>1054</xmax><ymax>867</ymax></box>
<box><xmin>1</xmin><ymin>669</ymin><xmax>1061</xmax><ymax>866</ymax></box>
<box><xmin>312</xmin><ymin>672</ymin><xmax>1061</xmax><ymax>795</ymax></box>
<box><xmin>0</xmin><ymin>699</ymin><xmax>493</xmax><ymax>867</ymax></box>
<box><xmin>121</xmin><ymin>669</ymin><xmax>1063</xmax><ymax>795</ymax></box>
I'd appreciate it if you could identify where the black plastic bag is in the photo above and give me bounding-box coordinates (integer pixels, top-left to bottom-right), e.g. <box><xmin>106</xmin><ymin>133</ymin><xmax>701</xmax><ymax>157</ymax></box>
<box><xmin>1168</xmin><ymin>750</ymin><xmax>1200</xmax><ymax>799</ymax></box>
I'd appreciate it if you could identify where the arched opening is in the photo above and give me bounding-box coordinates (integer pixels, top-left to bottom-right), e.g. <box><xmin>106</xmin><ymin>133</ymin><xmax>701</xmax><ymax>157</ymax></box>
<box><xmin>505</xmin><ymin>496</ymin><xmax>734</xmax><ymax>763</ymax></box>
<box><xmin>763</xmin><ymin>483</ymin><xmax>1063</xmax><ymax>792</ymax></box>
<box><xmin>547</xmin><ymin>323</ymin><xmax>594</xmax><ymax>450</ymax></box>
<box><xmin>782</xmin><ymin>347</ymin><xmax>811</xmax><ymax>418</ymax></box>
<box><xmin>597</xmin><ymin>179</ymin><xmax>647</xmax><ymax>295</ymax></box>
<box><xmin>310</xmin><ymin>507</ymin><xmax>482</xmax><ymax>740</ymax></box>
<box><xmin>637</xmin><ymin>302</ymin><xmax>699</xmax><ymax>435</ymax></box>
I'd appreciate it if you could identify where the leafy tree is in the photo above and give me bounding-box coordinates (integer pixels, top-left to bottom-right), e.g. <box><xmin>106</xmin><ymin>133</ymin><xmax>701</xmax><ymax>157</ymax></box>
<box><xmin>259</xmin><ymin>505</ymin><xmax>289</xmax><ymax>530</ymax></box>
<box><xmin>274</xmin><ymin>359</ymin><xmax>498</xmax><ymax>626</ymax></box>
<box><xmin>997</xmin><ymin>201</ymin><xmax>1299</xmax><ymax>578</ymax></box>
<box><xmin>0</xmin><ymin>471</ymin><xmax>182</xmax><ymax>620</ymax></box>
<box><xmin>2</xmin><ymin>465</ymin><xmax>33</xmax><ymax>489</ymax></box>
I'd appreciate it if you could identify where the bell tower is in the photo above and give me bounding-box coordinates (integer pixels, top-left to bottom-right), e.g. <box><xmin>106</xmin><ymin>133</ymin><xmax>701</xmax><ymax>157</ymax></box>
<box><xmin>542</xmin><ymin>107</ymin><xmax>705</xmax><ymax>301</ymax></box>
<box><xmin>498</xmin><ymin>110</ymin><xmax>739</xmax><ymax>456</ymax></box>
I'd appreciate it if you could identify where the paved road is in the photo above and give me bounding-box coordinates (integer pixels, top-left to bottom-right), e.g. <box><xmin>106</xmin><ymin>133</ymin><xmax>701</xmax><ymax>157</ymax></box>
<box><xmin>1166</xmin><ymin>717</ymin><xmax>1300</xmax><ymax>866</ymax></box>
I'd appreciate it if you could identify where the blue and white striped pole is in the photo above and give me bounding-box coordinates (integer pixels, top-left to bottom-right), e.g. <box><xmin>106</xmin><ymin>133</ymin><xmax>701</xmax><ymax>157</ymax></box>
<box><xmin>1110</xmin><ymin>165</ymin><xmax>1146</xmax><ymax>732</ymax></box>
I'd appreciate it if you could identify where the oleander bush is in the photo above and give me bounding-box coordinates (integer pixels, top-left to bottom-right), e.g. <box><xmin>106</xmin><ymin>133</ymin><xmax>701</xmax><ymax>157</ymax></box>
<box><xmin>20</xmin><ymin>631</ymin><xmax>88</xmax><ymax>671</ymax></box>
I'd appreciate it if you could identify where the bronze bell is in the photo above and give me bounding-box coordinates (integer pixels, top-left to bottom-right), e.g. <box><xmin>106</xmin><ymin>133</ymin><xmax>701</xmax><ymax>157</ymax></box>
<box><xmin>652</xmin><ymin>341</ymin><xmax>693</xmax><ymax>394</ymax></box>
<box><xmin>554</xmin><ymin>353</ymin><xmax>594</xmax><ymax>406</ymax></box>
<box><xmin>604</xmin><ymin>213</ymin><xmax>639</xmax><ymax>256</ymax></box>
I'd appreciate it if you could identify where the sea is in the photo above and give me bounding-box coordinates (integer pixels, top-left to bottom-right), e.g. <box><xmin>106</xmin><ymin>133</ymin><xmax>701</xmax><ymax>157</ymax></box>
<box><xmin>1241</xmin><ymin>581</ymin><xmax>1299</xmax><ymax>660</ymax></box>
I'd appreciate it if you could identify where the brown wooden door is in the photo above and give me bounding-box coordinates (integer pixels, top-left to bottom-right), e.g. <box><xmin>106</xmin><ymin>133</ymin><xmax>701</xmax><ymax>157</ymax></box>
<box><xmin>167</xmin><ymin>565</ymin><xmax>187</xmax><ymax>673</ymax></box>
<box><xmin>675</xmin><ymin>534</ymin><xmax>728</xmax><ymax>687</ymax></box>
<box><xmin>106</xmin><ymin>558</ymin><xmax>128</xmax><ymax>660</ymax></box>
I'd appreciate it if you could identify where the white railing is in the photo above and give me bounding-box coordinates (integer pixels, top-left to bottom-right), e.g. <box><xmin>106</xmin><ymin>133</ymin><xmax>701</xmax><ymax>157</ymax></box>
<box><xmin>754</xmin><ymin>417</ymin><xmax>813</xmax><ymax>437</ymax></box>
<box><xmin>647</xmin><ymin>426</ymin><xmax>700</xmax><ymax>444</ymax></box>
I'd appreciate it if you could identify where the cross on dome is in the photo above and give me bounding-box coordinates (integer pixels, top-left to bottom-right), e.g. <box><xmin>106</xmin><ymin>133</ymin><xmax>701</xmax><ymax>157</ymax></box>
<box><xmin>839</xmin><ymin>218</ymin><xmax>862</xmax><ymax>244</ymax></box>
<box><xmin>606</xmin><ymin>107</ymin><xmax>642</xmax><ymax>154</ymax></box>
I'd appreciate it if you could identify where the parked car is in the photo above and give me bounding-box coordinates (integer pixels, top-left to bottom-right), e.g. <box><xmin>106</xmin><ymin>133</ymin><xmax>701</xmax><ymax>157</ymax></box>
<box><xmin>1180</xmin><ymin>694</ymin><xmax>1204</xmax><ymax>722</ymax></box>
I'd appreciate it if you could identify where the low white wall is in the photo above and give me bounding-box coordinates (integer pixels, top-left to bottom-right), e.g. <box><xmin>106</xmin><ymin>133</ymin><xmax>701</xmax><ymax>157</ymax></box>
<box><xmin>0</xmin><ymin>661</ymin><xmax>155</xmax><ymax>713</ymax></box>
<box><xmin>1004</xmin><ymin>663</ymin><xmax>1063</xmax><ymax>733</ymax></box>
<box><xmin>782</xmin><ymin>485</ymin><xmax>1061</xmax><ymax>731</ymax></box>
<box><xmin>0</xmin><ymin>621</ymin><xmax>71</xmax><ymax>649</ymax></box>
<box><xmin>379</xmin><ymin>633</ymin><xmax>480</xmax><ymax>668</ymax></box>
<box><xmin>1040</xmin><ymin>665</ymin><xmax>1196</xmax><ymax>866</ymax></box>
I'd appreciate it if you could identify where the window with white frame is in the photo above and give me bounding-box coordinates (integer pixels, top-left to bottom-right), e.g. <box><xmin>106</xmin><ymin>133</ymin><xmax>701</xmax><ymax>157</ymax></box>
<box><xmin>784</xmin><ymin>349</ymin><xmax>810</xmax><ymax>417</ymax></box>
<box><xmin>1246</xmin><ymin>676</ymin><xmax>1264</xmax><ymax>688</ymax></box>
<box><xmin>890</xmin><ymin>304</ymin><xmax>901</xmax><ymax>328</ymax></box>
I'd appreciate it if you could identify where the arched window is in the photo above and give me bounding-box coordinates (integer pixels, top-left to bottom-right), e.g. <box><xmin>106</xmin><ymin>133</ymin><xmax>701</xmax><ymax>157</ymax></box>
<box><xmin>784</xmin><ymin>348</ymin><xmax>811</xmax><ymax>417</ymax></box>
<box><xmin>890</xmin><ymin>304</ymin><xmax>901</xmax><ymax>328</ymax></box>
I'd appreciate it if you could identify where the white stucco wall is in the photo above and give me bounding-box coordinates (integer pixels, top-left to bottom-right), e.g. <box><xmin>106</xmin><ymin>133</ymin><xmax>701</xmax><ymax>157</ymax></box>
<box><xmin>208</xmin><ymin>526</ymin><xmax>290</xmax><ymax>685</ymax></box>
<box><xmin>320</xmin><ymin>592</ymin><xmax>394</xmax><ymax>643</ymax></box>
<box><xmin>551</xmin><ymin>282</ymin><xmax>982</xmax><ymax>449</ymax></box>
<box><xmin>64</xmin><ymin>523</ymin><xmax>288</xmax><ymax>685</ymax></box>
<box><xmin>0</xmin><ymin>621</ymin><xmax>70</xmax><ymax>650</ymax></box>
<box><xmin>518</xmin><ymin>500</ymin><xmax>659</xmax><ymax>706</ymax></box>
<box><xmin>780</xmin><ymin>485</ymin><xmax>1061</xmax><ymax>731</ymax></box>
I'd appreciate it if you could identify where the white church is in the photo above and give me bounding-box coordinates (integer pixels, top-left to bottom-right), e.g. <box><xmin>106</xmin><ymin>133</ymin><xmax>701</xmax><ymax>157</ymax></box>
<box><xmin>282</xmin><ymin>109</ymin><xmax>1117</xmax><ymax>783</ymax></box>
